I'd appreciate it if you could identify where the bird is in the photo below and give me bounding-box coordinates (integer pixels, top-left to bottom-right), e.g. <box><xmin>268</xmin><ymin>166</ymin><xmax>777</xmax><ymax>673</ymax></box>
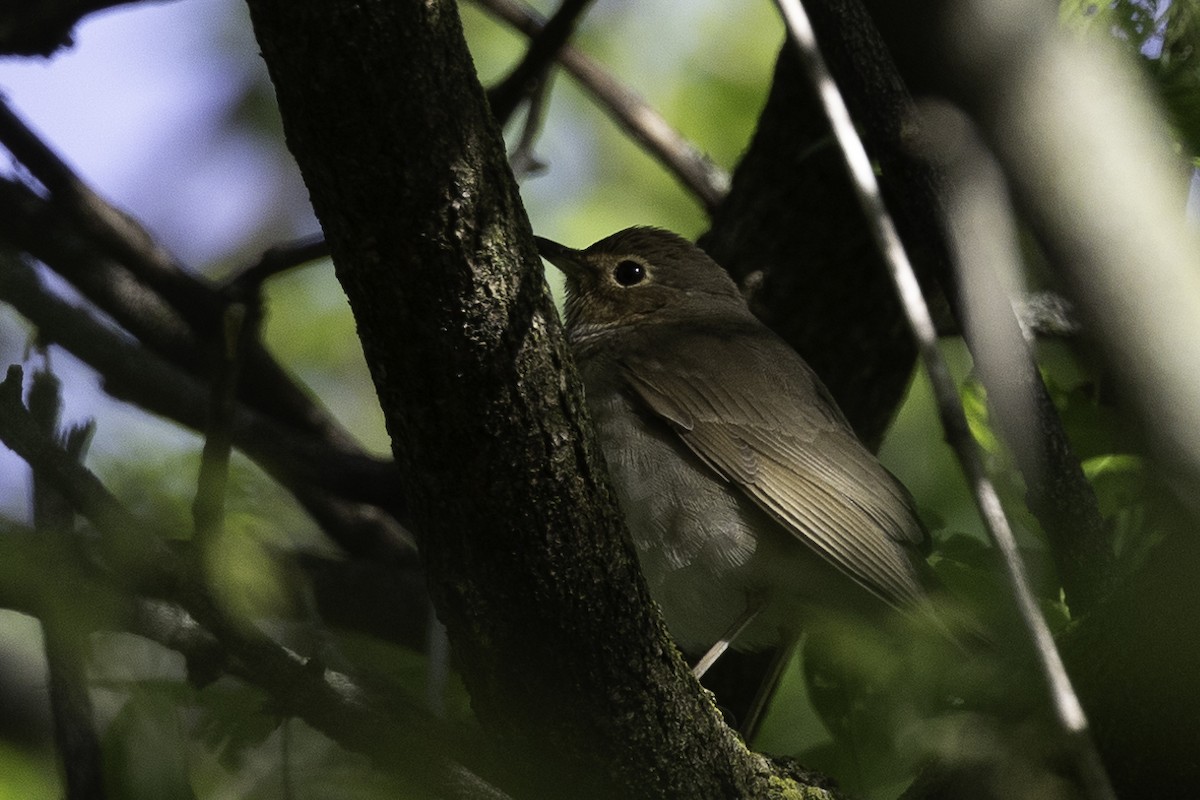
<box><xmin>535</xmin><ymin>226</ymin><xmax>941</xmax><ymax>674</ymax></box>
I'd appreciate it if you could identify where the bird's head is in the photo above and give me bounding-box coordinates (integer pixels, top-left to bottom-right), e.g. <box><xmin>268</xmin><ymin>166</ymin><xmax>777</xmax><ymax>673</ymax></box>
<box><xmin>535</xmin><ymin>227</ymin><xmax>744</xmax><ymax>337</ymax></box>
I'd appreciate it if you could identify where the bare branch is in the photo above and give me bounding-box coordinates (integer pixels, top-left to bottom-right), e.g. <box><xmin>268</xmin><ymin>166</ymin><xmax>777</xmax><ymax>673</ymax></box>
<box><xmin>506</xmin><ymin>73</ymin><xmax>553</xmax><ymax>181</ymax></box>
<box><xmin>27</xmin><ymin>367</ymin><xmax>107</xmax><ymax>800</ymax></box>
<box><xmin>773</xmin><ymin>1</ymin><xmax>1116</xmax><ymax>797</ymax></box>
<box><xmin>220</xmin><ymin>235</ymin><xmax>331</xmax><ymax>297</ymax></box>
<box><xmin>487</xmin><ymin>0</ymin><xmax>596</xmax><ymax>126</ymax></box>
<box><xmin>469</xmin><ymin>0</ymin><xmax>729</xmax><ymax>212</ymax></box>
<box><xmin>192</xmin><ymin>301</ymin><xmax>251</xmax><ymax>551</ymax></box>
<box><xmin>0</xmin><ymin>0</ymin><xmax>177</xmax><ymax>56</ymax></box>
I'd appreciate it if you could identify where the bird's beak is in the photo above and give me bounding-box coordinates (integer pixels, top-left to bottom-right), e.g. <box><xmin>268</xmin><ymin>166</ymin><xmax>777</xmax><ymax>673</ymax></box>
<box><xmin>534</xmin><ymin>235</ymin><xmax>586</xmax><ymax>280</ymax></box>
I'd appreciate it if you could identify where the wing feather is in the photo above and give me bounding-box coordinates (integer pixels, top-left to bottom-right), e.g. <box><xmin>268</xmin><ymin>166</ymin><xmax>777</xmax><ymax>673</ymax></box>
<box><xmin>620</xmin><ymin>331</ymin><xmax>928</xmax><ymax>608</ymax></box>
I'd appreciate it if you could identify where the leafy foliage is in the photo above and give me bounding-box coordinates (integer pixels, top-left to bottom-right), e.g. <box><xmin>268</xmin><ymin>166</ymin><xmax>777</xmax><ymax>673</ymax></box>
<box><xmin>1062</xmin><ymin>0</ymin><xmax>1200</xmax><ymax>162</ymax></box>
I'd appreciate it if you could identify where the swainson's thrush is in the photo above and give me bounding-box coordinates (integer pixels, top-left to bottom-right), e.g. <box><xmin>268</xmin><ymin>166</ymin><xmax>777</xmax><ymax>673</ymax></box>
<box><xmin>537</xmin><ymin>227</ymin><xmax>936</xmax><ymax>662</ymax></box>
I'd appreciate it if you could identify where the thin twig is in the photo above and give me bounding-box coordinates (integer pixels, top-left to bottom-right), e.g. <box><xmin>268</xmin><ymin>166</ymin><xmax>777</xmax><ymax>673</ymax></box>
<box><xmin>0</xmin><ymin>365</ymin><xmax>180</xmax><ymax>583</ymax></box>
<box><xmin>221</xmin><ymin>235</ymin><xmax>331</xmax><ymax>297</ymax></box>
<box><xmin>193</xmin><ymin>300</ymin><xmax>251</xmax><ymax>551</ymax></box>
<box><xmin>28</xmin><ymin>367</ymin><xmax>107</xmax><ymax>800</ymax></box>
<box><xmin>507</xmin><ymin>73</ymin><xmax>553</xmax><ymax>180</ymax></box>
<box><xmin>487</xmin><ymin>0</ymin><xmax>595</xmax><ymax>126</ymax></box>
<box><xmin>771</xmin><ymin>2</ymin><xmax>1116</xmax><ymax>799</ymax></box>
<box><xmin>469</xmin><ymin>0</ymin><xmax>729</xmax><ymax>211</ymax></box>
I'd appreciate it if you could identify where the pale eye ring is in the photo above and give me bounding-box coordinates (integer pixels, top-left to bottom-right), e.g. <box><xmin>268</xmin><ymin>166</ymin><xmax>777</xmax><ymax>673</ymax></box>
<box><xmin>613</xmin><ymin>259</ymin><xmax>646</xmax><ymax>287</ymax></box>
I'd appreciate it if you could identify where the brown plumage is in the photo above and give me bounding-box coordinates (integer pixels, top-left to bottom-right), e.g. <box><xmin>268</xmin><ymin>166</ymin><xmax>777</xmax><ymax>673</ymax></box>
<box><xmin>538</xmin><ymin>227</ymin><xmax>935</xmax><ymax>653</ymax></box>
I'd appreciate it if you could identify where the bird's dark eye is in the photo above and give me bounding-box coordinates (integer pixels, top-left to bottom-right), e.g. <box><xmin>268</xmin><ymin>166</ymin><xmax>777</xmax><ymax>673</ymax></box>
<box><xmin>613</xmin><ymin>259</ymin><xmax>646</xmax><ymax>287</ymax></box>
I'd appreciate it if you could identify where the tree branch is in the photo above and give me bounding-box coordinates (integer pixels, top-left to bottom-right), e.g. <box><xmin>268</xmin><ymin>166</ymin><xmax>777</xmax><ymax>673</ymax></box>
<box><xmin>470</xmin><ymin>0</ymin><xmax>730</xmax><ymax>212</ymax></box>
<box><xmin>486</xmin><ymin>0</ymin><xmax>595</xmax><ymax>126</ymax></box>
<box><xmin>921</xmin><ymin>105</ymin><xmax>1112</xmax><ymax>615</ymax></box>
<box><xmin>0</xmin><ymin>0</ymin><xmax>174</xmax><ymax>56</ymax></box>
<box><xmin>27</xmin><ymin>368</ymin><xmax>108</xmax><ymax>800</ymax></box>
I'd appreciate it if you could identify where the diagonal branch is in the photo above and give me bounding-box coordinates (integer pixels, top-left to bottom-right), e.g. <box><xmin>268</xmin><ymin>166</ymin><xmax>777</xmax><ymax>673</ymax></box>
<box><xmin>470</xmin><ymin>0</ymin><xmax>729</xmax><ymax>211</ymax></box>
<box><xmin>921</xmin><ymin>105</ymin><xmax>1113</xmax><ymax>615</ymax></box>
<box><xmin>487</xmin><ymin>0</ymin><xmax>595</xmax><ymax>126</ymax></box>
<box><xmin>0</xmin><ymin>0</ymin><xmax>175</xmax><ymax>56</ymax></box>
<box><xmin>772</xmin><ymin>2</ymin><xmax>1115</xmax><ymax>798</ymax></box>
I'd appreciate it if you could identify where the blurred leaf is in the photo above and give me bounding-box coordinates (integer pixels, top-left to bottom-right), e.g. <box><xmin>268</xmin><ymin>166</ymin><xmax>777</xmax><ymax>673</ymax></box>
<box><xmin>203</xmin><ymin>511</ymin><xmax>295</xmax><ymax>625</ymax></box>
<box><xmin>1082</xmin><ymin>454</ymin><xmax>1148</xmax><ymax>518</ymax></box>
<box><xmin>194</xmin><ymin>680</ymin><xmax>280</xmax><ymax>771</ymax></box>
<box><xmin>0</xmin><ymin>742</ymin><xmax>59</xmax><ymax>800</ymax></box>
<box><xmin>103</xmin><ymin>683</ymin><xmax>198</xmax><ymax>800</ymax></box>
<box><xmin>1060</xmin><ymin>0</ymin><xmax>1200</xmax><ymax>160</ymax></box>
<box><xmin>796</xmin><ymin>618</ymin><xmax>984</xmax><ymax>799</ymax></box>
<box><xmin>1155</xmin><ymin>1</ymin><xmax>1200</xmax><ymax>160</ymax></box>
<box><xmin>960</xmin><ymin>375</ymin><xmax>1001</xmax><ymax>455</ymax></box>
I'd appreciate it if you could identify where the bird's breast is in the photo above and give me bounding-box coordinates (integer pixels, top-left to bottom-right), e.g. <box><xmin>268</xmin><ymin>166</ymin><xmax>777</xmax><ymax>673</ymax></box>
<box><xmin>580</xmin><ymin>363</ymin><xmax>769</xmax><ymax>649</ymax></box>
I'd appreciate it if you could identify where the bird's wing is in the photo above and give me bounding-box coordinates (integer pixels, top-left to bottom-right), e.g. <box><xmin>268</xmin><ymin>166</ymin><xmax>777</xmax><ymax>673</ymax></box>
<box><xmin>620</xmin><ymin>333</ymin><xmax>928</xmax><ymax>608</ymax></box>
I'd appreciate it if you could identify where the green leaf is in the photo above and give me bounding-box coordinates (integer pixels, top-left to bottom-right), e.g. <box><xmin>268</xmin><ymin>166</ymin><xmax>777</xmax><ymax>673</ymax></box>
<box><xmin>1083</xmin><ymin>454</ymin><xmax>1148</xmax><ymax>516</ymax></box>
<box><xmin>194</xmin><ymin>681</ymin><xmax>281</xmax><ymax>771</ymax></box>
<box><xmin>103</xmin><ymin>684</ymin><xmax>199</xmax><ymax>800</ymax></box>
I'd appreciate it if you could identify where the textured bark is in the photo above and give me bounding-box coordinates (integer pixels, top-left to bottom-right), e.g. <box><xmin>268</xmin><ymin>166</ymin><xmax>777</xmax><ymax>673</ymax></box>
<box><xmin>242</xmin><ymin>0</ymin><xmax>832</xmax><ymax>797</ymax></box>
